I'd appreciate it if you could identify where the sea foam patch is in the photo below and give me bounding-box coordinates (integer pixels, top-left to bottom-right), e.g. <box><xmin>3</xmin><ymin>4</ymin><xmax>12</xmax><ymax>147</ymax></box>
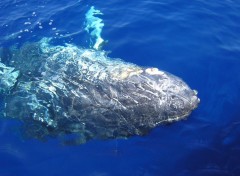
<box><xmin>84</xmin><ymin>6</ymin><xmax>104</xmax><ymax>50</ymax></box>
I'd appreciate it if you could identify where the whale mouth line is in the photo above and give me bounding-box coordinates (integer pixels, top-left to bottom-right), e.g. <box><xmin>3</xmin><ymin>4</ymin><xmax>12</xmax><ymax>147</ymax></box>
<box><xmin>155</xmin><ymin>111</ymin><xmax>192</xmax><ymax>125</ymax></box>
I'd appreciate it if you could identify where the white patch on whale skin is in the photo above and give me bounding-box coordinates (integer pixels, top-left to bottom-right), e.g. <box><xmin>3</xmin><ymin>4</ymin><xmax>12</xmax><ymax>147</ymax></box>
<box><xmin>145</xmin><ymin>68</ymin><xmax>165</xmax><ymax>75</ymax></box>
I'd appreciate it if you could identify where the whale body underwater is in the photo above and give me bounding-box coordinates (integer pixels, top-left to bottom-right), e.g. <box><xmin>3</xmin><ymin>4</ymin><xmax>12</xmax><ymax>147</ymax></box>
<box><xmin>0</xmin><ymin>38</ymin><xmax>199</xmax><ymax>144</ymax></box>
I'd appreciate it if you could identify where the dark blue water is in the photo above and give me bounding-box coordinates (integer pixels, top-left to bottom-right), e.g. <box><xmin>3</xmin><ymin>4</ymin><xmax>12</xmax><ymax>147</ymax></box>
<box><xmin>1</xmin><ymin>0</ymin><xmax>240</xmax><ymax>175</ymax></box>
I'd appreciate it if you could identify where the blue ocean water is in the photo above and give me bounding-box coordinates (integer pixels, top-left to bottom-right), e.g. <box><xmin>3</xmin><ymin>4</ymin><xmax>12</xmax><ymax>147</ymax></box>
<box><xmin>0</xmin><ymin>0</ymin><xmax>240</xmax><ymax>175</ymax></box>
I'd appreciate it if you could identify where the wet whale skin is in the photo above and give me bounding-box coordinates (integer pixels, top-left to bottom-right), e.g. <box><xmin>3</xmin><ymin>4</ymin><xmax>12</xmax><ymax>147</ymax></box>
<box><xmin>0</xmin><ymin>39</ymin><xmax>199</xmax><ymax>143</ymax></box>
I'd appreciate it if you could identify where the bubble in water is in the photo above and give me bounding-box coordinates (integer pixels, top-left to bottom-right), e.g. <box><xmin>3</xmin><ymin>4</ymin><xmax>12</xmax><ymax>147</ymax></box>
<box><xmin>49</xmin><ymin>20</ymin><xmax>53</xmax><ymax>25</ymax></box>
<box><xmin>24</xmin><ymin>22</ymin><xmax>31</xmax><ymax>25</ymax></box>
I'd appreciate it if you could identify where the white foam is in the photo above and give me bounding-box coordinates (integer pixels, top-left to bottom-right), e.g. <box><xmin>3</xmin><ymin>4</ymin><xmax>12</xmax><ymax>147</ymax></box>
<box><xmin>84</xmin><ymin>6</ymin><xmax>104</xmax><ymax>50</ymax></box>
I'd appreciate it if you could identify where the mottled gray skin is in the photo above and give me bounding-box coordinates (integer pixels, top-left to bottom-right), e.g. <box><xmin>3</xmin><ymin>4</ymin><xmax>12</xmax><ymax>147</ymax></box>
<box><xmin>0</xmin><ymin>39</ymin><xmax>199</xmax><ymax>143</ymax></box>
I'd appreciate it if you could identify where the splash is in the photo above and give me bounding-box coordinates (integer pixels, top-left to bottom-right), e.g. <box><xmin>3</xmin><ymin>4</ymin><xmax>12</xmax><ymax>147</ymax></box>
<box><xmin>0</xmin><ymin>63</ymin><xmax>19</xmax><ymax>94</ymax></box>
<box><xmin>84</xmin><ymin>6</ymin><xmax>104</xmax><ymax>50</ymax></box>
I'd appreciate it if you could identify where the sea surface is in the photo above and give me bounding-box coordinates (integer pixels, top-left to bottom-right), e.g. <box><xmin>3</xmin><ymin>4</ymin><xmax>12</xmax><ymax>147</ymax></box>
<box><xmin>0</xmin><ymin>0</ymin><xmax>240</xmax><ymax>176</ymax></box>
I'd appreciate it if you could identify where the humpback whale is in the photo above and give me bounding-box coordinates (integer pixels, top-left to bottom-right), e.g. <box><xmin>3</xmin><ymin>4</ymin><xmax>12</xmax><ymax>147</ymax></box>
<box><xmin>0</xmin><ymin>38</ymin><xmax>199</xmax><ymax>144</ymax></box>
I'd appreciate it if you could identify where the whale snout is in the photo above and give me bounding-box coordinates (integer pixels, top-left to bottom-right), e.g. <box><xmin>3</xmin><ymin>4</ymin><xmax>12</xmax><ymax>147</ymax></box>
<box><xmin>166</xmin><ymin>78</ymin><xmax>200</xmax><ymax>120</ymax></box>
<box><xmin>164</xmin><ymin>88</ymin><xmax>200</xmax><ymax>121</ymax></box>
<box><xmin>191</xmin><ymin>90</ymin><xmax>200</xmax><ymax>109</ymax></box>
<box><xmin>179</xmin><ymin>88</ymin><xmax>200</xmax><ymax>116</ymax></box>
<box><xmin>143</xmin><ymin>68</ymin><xmax>200</xmax><ymax>121</ymax></box>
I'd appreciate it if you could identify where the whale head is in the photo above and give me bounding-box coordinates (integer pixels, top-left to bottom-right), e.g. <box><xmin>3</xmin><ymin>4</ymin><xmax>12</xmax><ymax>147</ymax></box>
<box><xmin>125</xmin><ymin>67</ymin><xmax>200</xmax><ymax>124</ymax></box>
<box><xmin>145</xmin><ymin>68</ymin><xmax>199</xmax><ymax>122</ymax></box>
